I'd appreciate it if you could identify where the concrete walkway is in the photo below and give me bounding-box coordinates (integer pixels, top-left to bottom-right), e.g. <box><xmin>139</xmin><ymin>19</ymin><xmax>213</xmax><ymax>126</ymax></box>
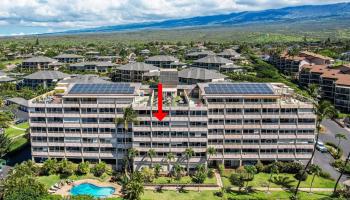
<box><xmin>214</xmin><ymin>170</ymin><xmax>223</xmax><ymax>188</ymax></box>
<box><xmin>9</xmin><ymin>125</ymin><xmax>26</xmax><ymax>131</ymax></box>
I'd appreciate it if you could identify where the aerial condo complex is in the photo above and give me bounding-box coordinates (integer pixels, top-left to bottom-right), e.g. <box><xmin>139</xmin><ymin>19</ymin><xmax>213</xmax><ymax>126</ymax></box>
<box><xmin>1</xmin><ymin>1</ymin><xmax>350</xmax><ymax>200</ymax></box>
<box><xmin>29</xmin><ymin>71</ymin><xmax>316</xmax><ymax>171</ymax></box>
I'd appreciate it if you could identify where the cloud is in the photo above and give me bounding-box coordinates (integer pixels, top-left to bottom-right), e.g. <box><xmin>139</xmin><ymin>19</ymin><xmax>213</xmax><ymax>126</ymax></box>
<box><xmin>0</xmin><ymin>0</ymin><xmax>348</xmax><ymax>35</ymax></box>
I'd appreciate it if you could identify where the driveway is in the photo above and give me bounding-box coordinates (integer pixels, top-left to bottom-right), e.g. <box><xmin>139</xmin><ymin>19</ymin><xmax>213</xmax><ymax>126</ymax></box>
<box><xmin>313</xmin><ymin>119</ymin><xmax>350</xmax><ymax>181</ymax></box>
<box><xmin>320</xmin><ymin>119</ymin><xmax>350</xmax><ymax>156</ymax></box>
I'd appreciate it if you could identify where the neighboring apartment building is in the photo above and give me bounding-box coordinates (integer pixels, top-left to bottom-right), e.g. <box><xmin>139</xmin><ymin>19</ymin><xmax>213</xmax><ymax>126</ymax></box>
<box><xmin>178</xmin><ymin>67</ymin><xmax>226</xmax><ymax>84</ymax></box>
<box><xmin>21</xmin><ymin>56</ymin><xmax>58</xmax><ymax>70</ymax></box>
<box><xmin>54</xmin><ymin>54</ymin><xmax>84</xmax><ymax>63</ymax></box>
<box><xmin>0</xmin><ymin>71</ymin><xmax>15</xmax><ymax>83</ymax></box>
<box><xmin>69</xmin><ymin>62</ymin><xmax>116</xmax><ymax>73</ymax></box>
<box><xmin>193</xmin><ymin>55</ymin><xmax>233</xmax><ymax>70</ymax></box>
<box><xmin>145</xmin><ymin>55</ymin><xmax>180</xmax><ymax>68</ymax></box>
<box><xmin>299</xmin><ymin>64</ymin><xmax>350</xmax><ymax>112</ymax></box>
<box><xmin>217</xmin><ymin>49</ymin><xmax>241</xmax><ymax>60</ymax></box>
<box><xmin>269</xmin><ymin>51</ymin><xmax>334</xmax><ymax>77</ymax></box>
<box><xmin>29</xmin><ymin>81</ymin><xmax>315</xmax><ymax>171</ymax></box>
<box><xmin>111</xmin><ymin>62</ymin><xmax>159</xmax><ymax>82</ymax></box>
<box><xmin>22</xmin><ymin>70</ymin><xmax>71</xmax><ymax>89</ymax></box>
<box><xmin>186</xmin><ymin>50</ymin><xmax>215</xmax><ymax>60</ymax></box>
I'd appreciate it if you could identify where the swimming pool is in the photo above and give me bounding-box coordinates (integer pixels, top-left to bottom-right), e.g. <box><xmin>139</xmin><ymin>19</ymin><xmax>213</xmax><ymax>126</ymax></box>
<box><xmin>70</xmin><ymin>183</ymin><xmax>115</xmax><ymax>198</ymax></box>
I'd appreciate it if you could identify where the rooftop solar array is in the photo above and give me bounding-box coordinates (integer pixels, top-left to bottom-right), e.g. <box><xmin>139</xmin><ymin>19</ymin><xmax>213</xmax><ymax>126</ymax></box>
<box><xmin>204</xmin><ymin>83</ymin><xmax>274</xmax><ymax>95</ymax></box>
<box><xmin>69</xmin><ymin>83</ymin><xmax>135</xmax><ymax>94</ymax></box>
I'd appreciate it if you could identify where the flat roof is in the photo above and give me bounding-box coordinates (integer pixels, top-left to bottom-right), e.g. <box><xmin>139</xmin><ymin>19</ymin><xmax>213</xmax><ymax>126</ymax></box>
<box><xmin>68</xmin><ymin>83</ymin><xmax>136</xmax><ymax>95</ymax></box>
<box><xmin>203</xmin><ymin>83</ymin><xmax>275</xmax><ymax>95</ymax></box>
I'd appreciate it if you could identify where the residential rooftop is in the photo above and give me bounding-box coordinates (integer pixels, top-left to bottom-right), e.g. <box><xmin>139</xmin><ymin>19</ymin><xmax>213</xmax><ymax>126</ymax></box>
<box><xmin>24</xmin><ymin>70</ymin><xmax>71</xmax><ymax>80</ymax></box>
<box><xmin>178</xmin><ymin>67</ymin><xmax>227</xmax><ymax>80</ymax></box>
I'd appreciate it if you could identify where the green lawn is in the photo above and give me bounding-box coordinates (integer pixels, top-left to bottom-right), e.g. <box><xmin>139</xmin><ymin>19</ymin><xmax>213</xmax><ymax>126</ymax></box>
<box><xmin>142</xmin><ymin>190</ymin><xmax>338</xmax><ymax>200</ymax></box>
<box><xmin>5</xmin><ymin>122</ymin><xmax>29</xmax><ymax>138</ymax></box>
<box><xmin>4</xmin><ymin>122</ymin><xmax>29</xmax><ymax>153</ymax></box>
<box><xmin>152</xmin><ymin>176</ymin><xmax>216</xmax><ymax>185</ymax></box>
<box><xmin>37</xmin><ymin>173</ymin><xmax>111</xmax><ymax>188</ymax></box>
<box><xmin>222</xmin><ymin>173</ymin><xmax>336</xmax><ymax>188</ymax></box>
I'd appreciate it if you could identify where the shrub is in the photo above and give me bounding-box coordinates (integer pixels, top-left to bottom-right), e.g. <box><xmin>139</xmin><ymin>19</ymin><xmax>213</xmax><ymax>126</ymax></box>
<box><xmin>77</xmin><ymin>161</ymin><xmax>90</xmax><ymax>175</ymax></box>
<box><xmin>70</xmin><ymin>195</ymin><xmax>94</xmax><ymax>200</ymax></box>
<box><xmin>275</xmin><ymin>162</ymin><xmax>303</xmax><ymax>174</ymax></box>
<box><xmin>229</xmin><ymin>173</ymin><xmax>245</xmax><ymax>191</ymax></box>
<box><xmin>207</xmin><ymin>168</ymin><xmax>215</xmax><ymax>178</ymax></box>
<box><xmin>332</xmin><ymin>159</ymin><xmax>344</xmax><ymax>168</ymax></box>
<box><xmin>41</xmin><ymin>158</ymin><xmax>59</xmax><ymax>175</ymax></box>
<box><xmin>141</xmin><ymin>167</ymin><xmax>155</xmax><ymax>183</ymax></box>
<box><xmin>192</xmin><ymin>170</ymin><xmax>207</xmax><ymax>184</ymax></box>
<box><xmin>58</xmin><ymin>159</ymin><xmax>76</xmax><ymax>178</ymax></box>
<box><xmin>255</xmin><ymin>161</ymin><xmax>265</xmax><ymax>173</ymax></box>
<box><xmin>218</xmin><ymin>164</ymin><xmax>225</xmax><ymax>175</ymax></box>
<box><xmin>91</xmin><ymin>162</ymin><xmax>108</xmax><ymax>177</ymax></box>
<box><xmin>319</xmin><ymin>171</ymin><xmax>334</xmax><ymax>180</ymax></box>
<box><xmin>294</xmin><ymin>170</ymin><xmax>308</xmax><ymax>181</ymax></box>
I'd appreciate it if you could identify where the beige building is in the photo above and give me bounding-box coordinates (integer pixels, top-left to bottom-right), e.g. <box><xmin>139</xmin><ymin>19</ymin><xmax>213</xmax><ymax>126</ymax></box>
<box><xmin>29</xmin><ymin>81</ymin><xmax>316</xmax><ymax>171</ymax></box>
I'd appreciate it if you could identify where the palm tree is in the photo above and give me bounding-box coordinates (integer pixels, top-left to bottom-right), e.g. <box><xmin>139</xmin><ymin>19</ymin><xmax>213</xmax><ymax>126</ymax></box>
<box><xmin>154</xmin><ymin>163</ymin><xmax>162</xmax><ymax>178</ymax></box>
<box><xmin>115</xmin><ymin>106</ymin><xmax>138</xmax><ymax>174</ymax></box>
<box><xmin>334</xmin><ymin>152</ymin><xmax>350</xmax><ymax>194</ymax></box>
<box><xmin>294</xmin><ymin>100</ymin><xmax>336</xmax><ymax>196</ymax></box>
<box><xmin>166</xmin><ymin>152</ymin><xmax>175</xmax><ymax>174</ymax></box>
<box><xmin>267</xmin><ymin>163</ymin><xmax>279</xmax><ymax>193</ymax></box>
<box><xmin>147</xmin><ymin>149</ymin><xmax>156</xmax><ymax>168</ymax></box>
<box><xmin>309</xmin><ymin>164</ymin><xmax>321</xmax><ymax>192</ymax></box>
<box><xmin>125</xmin><ymin>171</ymin><xmax>144</xmax><ymax>200</ymax></box>
<box><xmin>207</xmin><ymin>147</ymin><xmax>216</xmax><ymax>168</ymax></box>
<box><xmin>127</xmin><ymin>148</ymin><xmax>139</xmax><ymax>173</ymax></box>
<box><xmin>185</xmin><ymin>147</ymin><xmax>194</xmax><ymax>175</ymax></box>
<box><xmin>172</xmin><ymin>163</ymin><xmax>184</xmax><ymax>180</ymax></box>
<box><xmin>335</xmin><ymin>133</ymin><xmax>347</xmax><ymax>157</ymax></box>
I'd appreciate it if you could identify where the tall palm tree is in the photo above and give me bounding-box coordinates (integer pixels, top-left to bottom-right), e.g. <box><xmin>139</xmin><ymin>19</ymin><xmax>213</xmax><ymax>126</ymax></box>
<box><xmin>172</xmin><ymin>163</ymin><xmax>184</xmax><ymax>180</ymax></box>
<box><xmin>184</xmin><ymin>147</ymin><xmax>194</xmax><ymax>175</ymax></box>
<box><xmin>334</xmin><ymin>152</ymin><xmax>350</xmax><ymax>194</ymax></box>
<box><xmin>166</xmin><ymin>152</ymin><xmax>175</xmax><ymax>174</ymax></box>
<box><xmin>294</xmin><ymin>100</ymin><xmax>336</xmax><ymax>196</ymax></box>
<box><xmin>309</xmin><ymin>164</ymin><xmax>321</xmax><ymax>192</ymax></box>
<box><xmin>127</xmin><ymin>148</ymin><xmax>139</xmax><ymax>173</ymax></box>
<box><xmin>267</xmin><ymin>162</ymin><xmax>279</xmax><ymax>193</ymax></box>
<box><xmin>207</xmin><ymin>147</ymin><xmax>216</xmax><ymax>168</ymax></box>
<box><xmin>335</xmin><ymin>133</ymin><xmax>347</xmax><ymax>156</ymax></box>
<box><xmin>147</xmin><ymin>149</ymin><xmax>156</xmax><ymax>168</ymax></box>
<box><xmin>125</xmin><ymin>171</ymin><xmax>144</xmax><ymax>200</ymax></box>
<box><xmin>115</xmin><ymin>106</ymin><xmax>138</xmax><ymax>174</ymax></box>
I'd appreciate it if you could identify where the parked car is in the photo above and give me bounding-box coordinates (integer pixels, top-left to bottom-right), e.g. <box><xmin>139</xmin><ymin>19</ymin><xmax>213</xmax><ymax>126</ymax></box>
<box><xmin>316</xmin><ymin>141</ymin><xmax>328</xmax><ymax>153</ymax></box>
<box><xmin>14</xmin><ymin>119</ymin><xmax>26</xmax><ymax>124</ymax></box>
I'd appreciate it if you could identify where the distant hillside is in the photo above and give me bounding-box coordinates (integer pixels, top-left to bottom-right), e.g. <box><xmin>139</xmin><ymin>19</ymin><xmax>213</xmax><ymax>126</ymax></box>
<box><xmin>58</xmin><ymin>2</ymin><xmax>350</xmax><ymax>35</ymax></box>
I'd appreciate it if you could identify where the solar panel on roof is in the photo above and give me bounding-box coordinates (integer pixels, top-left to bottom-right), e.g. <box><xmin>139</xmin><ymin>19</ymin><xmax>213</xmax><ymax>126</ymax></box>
<box><xmin>69</xmin><ymin>83</ymin><xmax>135</xmax><ymax>94</ymax></box>
<box><xmin>204</xmin><ymin>83</ymin><xmax>274</xmax><ymax>95</ymax></box>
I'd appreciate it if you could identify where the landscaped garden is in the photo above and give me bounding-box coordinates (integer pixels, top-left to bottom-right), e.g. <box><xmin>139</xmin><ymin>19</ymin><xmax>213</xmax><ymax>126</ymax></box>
<box><xmin>4</xmin><ymin>122</ymin><xmax>29</xmax><ymax>153</ymax></box>
<box><xmin>142</xmin><ymin>190</ymin><xmax>337</xmax><ymax>200</ymax></box>
<box><xmin>219</xmin><ymin>161</ymin><xmax>338</xmax><ymax>191</ymax></box>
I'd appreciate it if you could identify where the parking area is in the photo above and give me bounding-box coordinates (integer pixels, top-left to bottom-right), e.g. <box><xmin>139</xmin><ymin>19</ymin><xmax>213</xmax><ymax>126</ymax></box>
<box><xmin>314</xmin><ymin>119</ymin><xmax>350</xmax><ymax>181</ymax></box>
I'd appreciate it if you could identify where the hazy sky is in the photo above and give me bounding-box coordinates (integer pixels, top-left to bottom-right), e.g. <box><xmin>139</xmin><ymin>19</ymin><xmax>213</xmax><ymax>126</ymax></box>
<box><xmin>0</xmin><ymin>0</ymin><xmax>348</xmax><ymax>36</ymax></box>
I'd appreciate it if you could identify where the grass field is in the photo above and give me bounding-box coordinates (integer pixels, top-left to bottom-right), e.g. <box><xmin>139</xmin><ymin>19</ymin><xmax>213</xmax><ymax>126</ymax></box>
<box><xmin>142</xmin><ymin>190</ymin><xmax>338</xmax><ymax>200</ymax></box>
<box><xmin>152</xmin><ymin>176</ymin><xmax>216</xmax><ymax>185</ymax></box>
<box><xmin>222</xmin><ymin>173</ymin><xmax>336</xmax><ymax>189</ymax></box>
<box><xmin>5</xmin><ymin>122</ymin><xmax>29</xmax><ymax>153</ymax></box>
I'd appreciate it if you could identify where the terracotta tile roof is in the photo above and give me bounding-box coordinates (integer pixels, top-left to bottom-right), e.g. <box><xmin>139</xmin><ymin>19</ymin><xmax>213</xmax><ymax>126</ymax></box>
<box><xmin>335</xmin><ymin>74</ymin><xmax>350</xmax><ymax>86</ymax></box>
<box><xmin>299</xmin><ymin>51</ymin><xmax>333</xmax><ymax>61</ymax></box>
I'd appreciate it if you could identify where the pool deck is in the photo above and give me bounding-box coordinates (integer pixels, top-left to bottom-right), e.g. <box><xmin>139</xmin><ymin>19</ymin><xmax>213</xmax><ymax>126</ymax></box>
<box><xmin>53</xmin><ymin>179</ymin><xmax>122</xmax><ymax>197</ymax></box>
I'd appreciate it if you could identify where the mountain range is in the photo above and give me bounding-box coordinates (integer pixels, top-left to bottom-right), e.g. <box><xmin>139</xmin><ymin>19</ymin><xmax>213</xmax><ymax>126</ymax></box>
<box><xmin>59</xmin><ymin>2</ymin><xmax>350</xmax><ymax>35</ymax></box>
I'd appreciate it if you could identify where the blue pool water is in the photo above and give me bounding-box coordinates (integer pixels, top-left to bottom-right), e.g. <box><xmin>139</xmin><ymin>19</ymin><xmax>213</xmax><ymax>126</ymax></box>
<box><xmin>70</xmin><ymin>183</ymin><xmax>115</xmax><ymax>198</ymax></box>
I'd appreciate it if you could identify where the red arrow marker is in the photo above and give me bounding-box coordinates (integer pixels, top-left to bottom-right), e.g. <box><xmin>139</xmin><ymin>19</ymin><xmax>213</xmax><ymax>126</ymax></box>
<box><xmin>154</xmin><ymin>83</ymin><xmax>168</xmax><ymax>121</ymax></box>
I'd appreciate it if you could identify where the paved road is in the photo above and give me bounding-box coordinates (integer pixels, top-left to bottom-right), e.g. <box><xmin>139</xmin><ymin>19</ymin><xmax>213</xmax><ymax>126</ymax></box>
<box><xmin>313</xmin><ymin>119</ymin><xmax>350</xmax><ymax>182</ymax></box>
